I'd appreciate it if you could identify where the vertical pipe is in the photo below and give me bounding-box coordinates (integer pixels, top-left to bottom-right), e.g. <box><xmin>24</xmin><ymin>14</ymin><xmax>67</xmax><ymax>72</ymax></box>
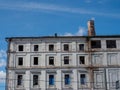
<box><xmin>104</xmin><ymin>68</ymin><xmax>107</xmax><ymax>90</ymax></box>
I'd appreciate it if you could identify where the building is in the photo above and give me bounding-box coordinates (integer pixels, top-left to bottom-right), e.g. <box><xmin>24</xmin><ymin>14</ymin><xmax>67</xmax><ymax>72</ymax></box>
<box><xmin>6</xmin><ymin>20</ymin><xmax>120</xmax><ymax>90</ymax></box>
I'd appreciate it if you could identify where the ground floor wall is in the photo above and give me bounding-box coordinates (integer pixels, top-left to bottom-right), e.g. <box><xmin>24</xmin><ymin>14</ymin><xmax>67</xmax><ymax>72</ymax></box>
<box><xmin>6</xmin><ymin>68</ymin><xmax>120</xmax><ymax>90</ymax></box>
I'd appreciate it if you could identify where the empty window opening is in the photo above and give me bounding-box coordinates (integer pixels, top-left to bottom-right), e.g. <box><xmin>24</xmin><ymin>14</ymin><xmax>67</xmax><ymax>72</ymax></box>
<box><xmin>17</xmin><ymin>75</ymin><xmax>23</xmax><ymax>86</ymax></box>
<box><xmin>79</xmin><ymin>44</ymin><xmax>84</xmax><ymax>51</ymax></box>
<box><xmin>64</xmin><ymin>74</ymin><xmax>70</xmax><ymax>85</ymax></box>
<box><xmin>49</xmin><ymin>75</ymin><xmax>54</xmax><ymax>85</ymax></box>
<box><xmin>49</xmin><ymin>44</ymin><xmax>54</xmax><ymax>51</ymax></box>
<box><xmin>64</xmin><ymin>56</ymin><xmax>69</xmax><ymax>64</ymax></box>
<box><xmin>49</xmin><ymin>57</ymin><xmax>54</xmax><ymax>65</ymax></box>
<box><xmin>79</xmin><ymin>56</ymin><xmax>85</xmax><ymax>64</ymax></box>
<box><xmin>18</xmin><ymin>57</ymin><xmax>23</xmax><ymax>66</ymax></box>
<box><xmin>33</xmin><ymin>57</ymin><xmax>38</xmax><ymax>65</ymax></box>
<box><xmin>106</xmin><ymin>40</ymin><xmax>116</xmax><ymax>48</ymax></box>
<box><xmin>91</xmin><ymin>40</ymin><xmax>101</xmax><ymax>48</ymax></box>
<box><xmin>33</xmin><ymin>75</ymin><xmax>39</xmax><ymax>86</ymax></box>
<box><xmin>64</xmin><ymin>44</ymin><xmax>69</xmax><ymax>51</ymax></box>
<box><xmin>34</xmin><ymin>45</ymin><xmax>39</xmax><ymax>51</ymax></box>
<box><xmin>18</xmin><ymin>45</ymin><xmax>23</xmax><ymax>51</ymax></box>
<box><xmin>80</xmin><ymin>74</ymin><xmax>86</xmax><ymax>85</ymax></box>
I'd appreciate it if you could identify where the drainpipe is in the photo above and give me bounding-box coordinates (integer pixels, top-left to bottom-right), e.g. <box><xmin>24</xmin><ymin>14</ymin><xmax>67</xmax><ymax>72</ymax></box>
<box><xmin>104</xmin><ymin>68</ymin><xmax>107</xmax><ymax>90</ymax></box>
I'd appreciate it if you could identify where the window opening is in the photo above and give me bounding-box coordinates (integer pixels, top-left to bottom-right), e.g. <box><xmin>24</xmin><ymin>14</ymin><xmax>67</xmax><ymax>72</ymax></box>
<box><xmin>18</xmin><ymin>45</ymin><xmax>23</xmax><ymax>51</ymax></box>
<box><xmin>64</xmin><ymin>74</ymin><xmax>70</xmax><ymax>85</ymax></box>
<box><xmin>49</xmin><ymin>75</ymin><xmax>54</xmax><ymax>85</ymax></box>
<box><xmin>33</xmin><ymin>75</ymin><xmax>39</xmax><ymax>86</ymax></box>
<box><xmin>33</xmin><ymin>57</ymin><xmax>38</xmax><ymax>65</ymax></box>
<box><xmin>34</xmin><ymin>45</ymin><xmax>39</xmax><ymax>51</ymax></box>
<box><xmin>64</xmin><ymin>56</ymin><xmax>69</xmax><ymax>64</ymax></box>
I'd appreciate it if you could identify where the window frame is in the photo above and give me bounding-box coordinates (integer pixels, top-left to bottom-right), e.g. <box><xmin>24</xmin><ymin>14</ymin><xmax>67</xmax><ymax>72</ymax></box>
<box><xmin>64</xmin><ymin>56</ymin><xmax>69</xmax><ymax>65</ymax></box>
<box><xmin>49</xmin><ymin>44</ymin><xmax>54</xmax><ymax>51</ymax></box>
<box><xmin>79</xmin><ymin>44</ymin><xmax>84</xmax><ymax>51</ymax></box>
<box><xmin>106</xmin><ymin>40</ymin><xmax>116</xmax><ymax>48</ymax></box>
<box><xmin>92</xmin><ymin>54</ymin><xmax>103</xmax><ymax>65</ymax></box>
<box><xmin>34</xmin><ymin>45</ymin><xmax>39</xmax><ymax>51</ymax></box>
<box><xmin>18</xmin><ymin>57</ymin><xmax>23</xmax><ymax>66</ymax></box>
<box><xmin>49</xmin><ymin>75</ymin><xmax>55</xmax><ymax>86</ymax></box>
<box><xmin>33</xmin><ymin>57</ymin><xmax>38</xmax><ymax>65</ymax></box>
<box><xmin>80</xmin><ymin>74</ymin><xmax>86</xmax><ymax>85</ymax></box>
<box><xmin>31</xmin><ymin>72</ymin><xmax>41</xmax><ymax>88</ymax></box>
<box><xmin>79</xmin><ymin>56</ymin><xmax>85</xmax><ymax>64</ymax></box>
<box><xmin>62</xmin><ymin>71</ymin><xmax>72</xmax><ymax>88</ymax></box>
<box><xmin>15</xmin><ymin>72</ymin><xmax>25</xmax><ymax>88</ymax></box>
<box><xmin>18</xmin><ymin>45</ymin><xmax>24</xmax><ymax>51</ymax></box>
<box><xmin>17</xmin><ymin>74</ymin><xmax>23</xmax><ymax>86</ymax></box>
<box><xmin>93</xmin><ymin>70</ymin><xmax>105</xmax><ymax>88</ymax></box>
<box><xmin>91</xmin><ymin>40</ymin><xmax>101</xmax><ymax>49</ymax></box>
<box><xmin>107</xmin><ymin>53</ymin><xmax>118</xmax><ymax>65</ymax></box>
<box><xmin>63</xmin><ymin>44</ymin><xmax>69</xmax><ymax>51</ymax></box>
<box><xmin>33</xmin><ymin>75</ymin><xmax>39</xmax><ymax>86</ymax></box>
<box><xmin>64</xmin><ymin>74</ymin><xmax>71</xmax><ymax>85</ymax></box>
<box><xmin>49</xmin><ymin>57</ymin><xmax>54</xmax><ymax>65</ymax></box>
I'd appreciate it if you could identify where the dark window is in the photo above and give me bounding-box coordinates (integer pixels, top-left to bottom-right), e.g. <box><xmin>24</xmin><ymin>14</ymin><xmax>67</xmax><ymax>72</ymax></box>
<box><xmin>18</xmin><ymin>45</ymin><xmax>23</xmax><ymax>51</ymax></box>
<box><xmin>49</xmin><ymin>75</ymin><xmax>54</xmax><ymax>85</ymax></box>
<box><xmin>80</xmin><ymin>74</ymin><xmax>86</xmax><ymax>85</ymax></box>
<box><xmin>79</xmin><ymin>56</ymin><xmax>85</xmax><ymax>64</ymax></box>
<box><xmin>79</xmin><ymin>44</ymin><xmax>84</xmax><ymax>51</ymax></box>
<box><xmin>49</xmin><ymin>44</ymin><xmax>54</xmax><ymax>51</ymax></box>
<box><xmin>64</xmin><ymin>74</ymin><xmax>70</xmax><ymax>85</ymax></box>
<box><xmin>34</xmin><ymin>45</ymin><xmax>39</xmax><ymax>51</ymax></box>
<box><xmin>64</xmin><ymin>44</ymin><xmax>69</xmax><ymax>51</ymax></box>
<box><xmin>91</xmin><ymin>40</ymin><xmax>101</xmax><ymax>48</ymax></box>
<box><xmin>17</xmin><ymin>75</ymin><xmax>23</xmax><ymax>85</ymax></box>
<box><xmin>64</xmin><ymin>56</ymin><xmax>69</xmax><ymax>64</ymax></box>
<box><xmin>49</xmin><ymin>57</ymin><xmax>54</xmax><ymax>65</ymax></box>
<box><xmin>33</xmin><ymin>75</ymin><xmax>38</xmax><ymax>86</ymax></box>
<box><xmin>106</xmin><ymin>40</ymin><xmax>116</xmax><ymax>48</ymax></box>
<box><xmin>18</xmin><ymin>57</ymin><xmax>23</xmax><ymax>65</ymax></box>
<box><xmin>33</xmin><ymin>57</ymin><xmax>38</xmax><ymax>65</ymax></box>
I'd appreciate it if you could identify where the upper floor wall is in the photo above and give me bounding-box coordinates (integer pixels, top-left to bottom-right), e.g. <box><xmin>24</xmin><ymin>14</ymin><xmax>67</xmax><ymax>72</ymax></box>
<box><xmin>7</xmin><ymin>36</ymin><xmax>120</xmax><ymax>53</ymax></box>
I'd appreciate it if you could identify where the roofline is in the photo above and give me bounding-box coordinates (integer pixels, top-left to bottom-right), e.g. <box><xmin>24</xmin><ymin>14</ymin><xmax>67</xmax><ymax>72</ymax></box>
<box><xmin>5</xmin><ymin>35</ymin><xmax>120</xmax><ymax>41</ymax></box>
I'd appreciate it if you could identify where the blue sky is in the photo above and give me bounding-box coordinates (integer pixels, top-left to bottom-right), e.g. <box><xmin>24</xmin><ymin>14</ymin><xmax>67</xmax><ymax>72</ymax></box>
<box><xmin>0</xmin><ymin>0</ymin><xmax>120</xmax><ymax>89</ymax></box>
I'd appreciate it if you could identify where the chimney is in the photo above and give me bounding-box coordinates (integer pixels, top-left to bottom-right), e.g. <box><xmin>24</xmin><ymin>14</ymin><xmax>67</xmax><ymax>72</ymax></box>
<box><xmin>88</xmin><ymin>20</ymin><xmax>96</xmax><ymax>36</ymax></box>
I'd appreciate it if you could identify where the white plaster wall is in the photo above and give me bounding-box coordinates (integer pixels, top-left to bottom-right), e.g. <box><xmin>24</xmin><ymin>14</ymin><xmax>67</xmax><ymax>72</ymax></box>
<box><xmin>7</xmin><ymin>37</ymin><xmax>120</xmax><ymax>90</ymax></box>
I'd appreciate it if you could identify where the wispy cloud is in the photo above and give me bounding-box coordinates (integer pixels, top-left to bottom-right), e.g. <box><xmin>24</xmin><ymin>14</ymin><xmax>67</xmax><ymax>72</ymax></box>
<box><xmin>0</xmin><ymin>50</ymin><xmax>6</xmax><ymax>67</ymax></box>
<box><xmin>0</xmin><ymin>50</ymin><xmax>6</xmax><ymax>58</ymax></box>
<box><xmin>85</xmin><ymin>0</ymin><xmax>92</xmax><ymax>3</ymax></box>
<box><xmin>0</xmin><ymin>1</ymin><xmax>120</xmax><ymax>18</ymax></box>
<box><xmin>84</xmin><ymin>0</ymin><xmax>106</xmax><ymax>4</ymax></box>
<box><xmin>0</xmin><ymin>71</ymin><xmax>6</xmax><ymax>83</ymax></box>
<box><xmin>0</xmin><ymin>50</ymin><xmax>6</xmax><ymax>83</ymax></box>
<box><xmin>76</xmin><ymin>27</ymin><xmax>87</xmax><ymax>36</ymax></box>
<box><xmin>64</xmin><ymin>27</ymin><xmax>87</xmax><ymax>36</ymax></box>
<box><xmin>64</xmin><ymin>33</ymin><xmax>73</xmax><ymax>36</ymax></box>
<box><xmin>0</xmin><ymin>59</ymin><xmax>6</xmax><ymax>67</ymax></box>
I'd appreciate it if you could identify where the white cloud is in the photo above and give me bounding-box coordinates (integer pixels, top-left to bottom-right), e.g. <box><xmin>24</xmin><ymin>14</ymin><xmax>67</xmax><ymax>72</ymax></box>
<box><xmin>0</xmin><ymin>50</ymin><xmax>6</xmax><ymax>83</ymax></box>
<box><xmin>0</xmin><ymin>50</ymin><xmax>6</xmax><ymax>67</ymax></box>
<box><xmin>0</xmin><ymin>59</ymin><xmax>6</xmax><ymax>67</ymax></box>
<box><xmin>64</xmin><ymin>33</ymin><xmax>73</xmax><ymax>36</ymax></box>
<box><xmin>0</xmin><ymin>71</ymin><xmax>6</xmax><ymax>83</ymax></box>
<box><xmin>91</xmin><ymin>17</ymin><xmax>95</xmax><ymax>20</ymax></box>
<box><xmin>76</xmin><ymin>27</ymin><xmax>86</xmax><ymax>36</ymax></box>
<box><xmin>85</xmin><ymin>0</ymin><xmax>106</xmax><ymax>4</ymax></box>
<box><xmin>0</xmin><ymin>2</ymin><xmax>120</xmax><ymax>18</ymax></box>
<box><xmin>64</xmin><ymin>27</ymin><xmax>87</xmax><ymax>36</ymax></box>
<box><xmin>0</xmin><ymin>50</ymin><xmax>6</xmax><ymax>58</ymax></box>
